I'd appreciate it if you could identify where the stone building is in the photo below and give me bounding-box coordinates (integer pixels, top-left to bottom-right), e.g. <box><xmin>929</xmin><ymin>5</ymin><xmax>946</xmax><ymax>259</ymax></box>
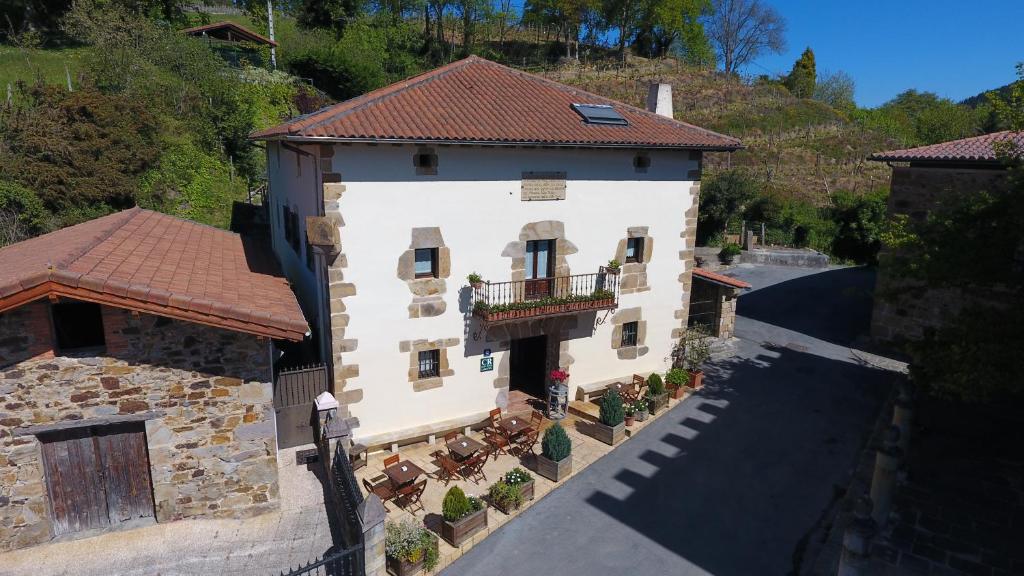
<box><xmin>688</xmin><ymin>268</ymin><xmax>751</xmax><ymax>340</ymax></box>
<box><xmin>251</xmin><ymin>56</ymin><xmax>741</xmax><ymax>448</ymax></box>
<box><xmin>868</xmin><ymin>131</ymin><xmax>1021</xmax><ymax>342</ymax></box>
<box><xmin>0</xmin><ymin>208</ymin><xmax>308</xmax><ymax>551</ymax></box>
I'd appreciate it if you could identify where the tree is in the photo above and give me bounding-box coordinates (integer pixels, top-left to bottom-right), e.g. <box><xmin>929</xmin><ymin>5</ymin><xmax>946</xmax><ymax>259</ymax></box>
<box><xmin>813</xmin><ymin>69</ymin><xmax>855</xmax><ymax>112</ymax></box>
<box><xmin>697</xmin><ymin>169</ymin><xmax>759</xmax><ymax>244</ymax></box>
<box><xmin>704</xmin><ymin>0</ymin><xmax>785</xmax><ymax>74</ymax></box>
<box><xmin>633</xmin><ymin>0</ymin><xmax>712</xmax><ymax>61</ymax></box>
<box><xmin>297</xmin><ymin>0</ymin><xmax>364</xmax><ymax>31</ymax></box>
<box><xmin>987</xmin><ymin>62</ymin><xmax>1024</xmax><ymax>131</ymax></box>
<box><xmin>0</xmin><ymin>180</ymin><xmax>51</xmax><ymax>245</ymax></box>
<box><xmin>783</xmin><ymin>46</ymin><xmax>815</xmax><ymax>98</ymax></box>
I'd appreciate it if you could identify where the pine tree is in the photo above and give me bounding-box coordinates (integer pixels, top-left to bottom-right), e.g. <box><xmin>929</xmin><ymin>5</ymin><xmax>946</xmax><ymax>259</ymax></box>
<box><xmin>784</xmin><ymin>47</ymin><xmax>816</xmax><ymax>98</ymax></box>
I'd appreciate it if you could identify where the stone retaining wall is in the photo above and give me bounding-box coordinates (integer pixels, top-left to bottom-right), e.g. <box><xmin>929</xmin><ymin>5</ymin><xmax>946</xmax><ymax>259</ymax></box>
<box><xmin>0</xmin><ymin>302</ymin><xmax>279</xmax><ymax>552</ymax></box>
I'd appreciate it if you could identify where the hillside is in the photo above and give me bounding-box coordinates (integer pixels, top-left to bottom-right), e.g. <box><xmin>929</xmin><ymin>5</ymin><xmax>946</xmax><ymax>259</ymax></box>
<box><xmin>542</xmin><ymin>59</ymin><xmax>896</xmax><ymax>206</ymax></box>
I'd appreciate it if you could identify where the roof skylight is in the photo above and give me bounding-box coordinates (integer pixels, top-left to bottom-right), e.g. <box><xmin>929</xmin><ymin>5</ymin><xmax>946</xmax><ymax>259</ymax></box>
<box><xmin>572</xmin><ymin>103</ymin><xmax>628</xmax><ymax>126</ymax></box>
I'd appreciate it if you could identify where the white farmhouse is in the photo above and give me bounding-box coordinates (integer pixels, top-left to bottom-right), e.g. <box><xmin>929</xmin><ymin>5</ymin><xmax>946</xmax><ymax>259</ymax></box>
<box><xmin>252</xmin><ymin>56</ymin><xmax>741</xmax><ymax>448</ymax></box>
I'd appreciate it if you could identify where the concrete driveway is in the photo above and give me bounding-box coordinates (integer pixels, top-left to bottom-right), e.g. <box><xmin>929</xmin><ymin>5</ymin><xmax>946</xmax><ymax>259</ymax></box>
<box><xmin>443</xmin><ymin>265</ymin><xmax>893</xmax><ymax>576</ymax></box>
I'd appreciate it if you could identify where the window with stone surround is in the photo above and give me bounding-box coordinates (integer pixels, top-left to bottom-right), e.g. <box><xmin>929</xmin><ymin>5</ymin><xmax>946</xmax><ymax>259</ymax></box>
<box><xmin>414</xmin><ymin>248</ymin><xmax>438</xmax><ymax>278</ymax></box>
<box><xmin>621</xmin><ymin>321</ymin><xmax>638</xmax><ymax>347</ymax></box>
<box><xmin>418</xmin><ymin>349</ymin><xmax>440</xmax><ymax>379</ymax></box>
<box><xmin>625</xmin><ymin>237</ymin><xmax>644</xmax><ymax>263</ymax></box>
<box><xmin>51</xmin><ymin>301</ymin><xmax>105</xmax><ymax>352</ymax></box>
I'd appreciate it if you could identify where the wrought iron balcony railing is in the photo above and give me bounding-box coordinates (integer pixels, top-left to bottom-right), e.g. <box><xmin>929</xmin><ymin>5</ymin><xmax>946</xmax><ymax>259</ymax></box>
<box><xmin>471</xmin><ymin>267</ymin><xmax>619</xmax><ymax>322</ymax></box>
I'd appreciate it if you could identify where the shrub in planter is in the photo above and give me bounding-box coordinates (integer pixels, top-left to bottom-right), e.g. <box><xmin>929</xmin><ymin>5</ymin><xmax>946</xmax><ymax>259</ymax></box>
<box><xmin>606</xmin><ymin>259</ymin><xmax>621</xmax><ymax>273</ymax></box>
<box><xmin>537</xmin><ymin>422</ymin><xmax>573</xmax><ymax>481</ymax></box>
<box><xmin>385</xmin><ymin>520</ymin><xmax>438</xmax><ymax>576</ymax></box>
<box><xmin>591</xmin><ymin>390</ymin><xmax>625</xmax><ymax>445</ymax></box>
<box><xmin>440</xmin><ymin>486</ymin><xmax>486</xmax><ymax>547</ymax></box>
<box><xmin>666</xmin><ymin>368</ymin><xmax>689</xmax><ymax>399</ymax></box>
<box><xmin>467</xmin><ymin>272</ymin><xmax>483</xmax><ymax>288</ymax></box>
<box><xmin>624</xmin><ymin>402</ymin><xmax>636</xmax><ymax>426</ymax></box>
<box><xmin>488</xmin><ymin>480</ymin><xmax>526</xmax><ymax>515</ymax></box>
<box><xmin>682</xmin><ymin>325</ymin><xmax>712</xmax><ymax>389</ymax></box>
<box><xmin>718</xmin><ymin>243</ymin><xmax>742</xmax><ymax>264</ymax></box>
<box><xmin>504</xmin><ymin>467</ymin><xmax>535</xmax><ymax>504</ymax></box>
<box><xmin>633</xmin><ymin>399</ymin><xmax>649</xmax><ymax>422</ymax></box>
<box><xmin>646</xmin><ymin>373</ymin><xmax>669</xmax><ymax>414</ymax></box>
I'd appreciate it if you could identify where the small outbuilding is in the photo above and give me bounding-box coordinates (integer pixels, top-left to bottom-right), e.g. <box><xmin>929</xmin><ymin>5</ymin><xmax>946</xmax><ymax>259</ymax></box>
<box><xmin>688</xmin><ymin>267</ymin><xmax>751</xmax><ymax>340</ymax></box>
<box><xmin>181</xmin><ymin>21</ymin><xmax>277</xmax><ymax>68</ymax></box>
<box><xmin>0</xmin><ymin>208</ymin><xmax>307</xmax><ymax>551</ymax></box>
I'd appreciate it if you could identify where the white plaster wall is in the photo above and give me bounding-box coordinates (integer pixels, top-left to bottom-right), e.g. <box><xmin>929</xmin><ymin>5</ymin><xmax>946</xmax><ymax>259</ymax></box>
<box><xmin>317</xmin><ymin>143</ymin><xmax>697</xmax><ymax>442</ymax></box>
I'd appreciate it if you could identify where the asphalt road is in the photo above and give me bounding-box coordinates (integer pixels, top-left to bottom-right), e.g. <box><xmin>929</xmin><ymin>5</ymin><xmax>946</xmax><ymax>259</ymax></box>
<box><xmin>442</xmin><ymin>265</ymin><xmax>891</xmax><ymax>576</ymax></box>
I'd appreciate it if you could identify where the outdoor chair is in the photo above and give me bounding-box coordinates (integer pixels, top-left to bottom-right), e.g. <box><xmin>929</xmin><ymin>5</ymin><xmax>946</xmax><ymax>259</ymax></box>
<box><xmin>483</xmin><ymin>426</ymin><xmax>511</xmax><ymax>460</ymax></box>
<box><xmin>383</xmin><ymin>454</ymin><xmax>400</xmax><ymax>469</ymax></box>
<box><xmin>432</xmin><ymin>450</ymin><xmax>462</xmax><ymax>486</ymax></box>
<box><xmin>362</xmin><ymin>475</ymin><xmax>397</xmax><ymax>511</ymax></box>
<box><xmin>444</xmin><ymin>431</ymin><xmax>458</xmax><ymax>443</ymax></box>
<box><xmin>530</xmin><ymin>410</ymin><xmax>544</xmax><ymax>428</ymax></box>
<box><xmin>395</xmin><ymin>479</ymin><xmax>427</xmax><ymax>514</ymax></box>
<box><xmin>513</xmin><ymin>426</ymin><xmax>539</xmax><ymax>456</ymax></box>
<box><xmin>489</xmin><ymin>408</ymin><xmax>503</xmax><ymax>428</ymax></box>
<box><xmin>460</xmin><ymin>449</ymin><xmax>489</xmax><ymax>484</ymax></box>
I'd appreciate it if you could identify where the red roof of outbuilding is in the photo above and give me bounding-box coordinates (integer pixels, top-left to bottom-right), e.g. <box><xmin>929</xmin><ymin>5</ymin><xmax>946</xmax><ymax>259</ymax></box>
<box><xmin>869</xmin><ymin>131</ymin><xmax>1024</xmax><ymax>163</ymax></box>
<box><xmin>251</xmin><ymin>56</ymin><xmax>742</xmax><ymax>150</ymax></box>
<box><xmin>693</xmin><ymin>267</ymin><xmax>751</xmax><ymax>290</ymax></box>
<box><xmin>0</xmin><ymin>208</ymin><xmax>308</xmax><ymax>341</ymax></box>
<box><xmin>182</xmin><ymin>21</ymin><xmax>278</xmax><ymax>47</ymax></box>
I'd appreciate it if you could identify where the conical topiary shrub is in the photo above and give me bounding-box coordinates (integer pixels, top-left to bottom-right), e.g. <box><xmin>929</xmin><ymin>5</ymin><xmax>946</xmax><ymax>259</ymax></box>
<box><xmin>442</xmin><ymin>486</ymin><xmax>471</xmax><ymax>522</ymax></box>
<box><xmin>541</xmin><ymin>422</ymin><xmax>571</xmax><ymax>462</ymax></box>
<box><xmin>599</xmin><ymin>389</ymin><xmax>625</xmax><ymax>427</ymax></box>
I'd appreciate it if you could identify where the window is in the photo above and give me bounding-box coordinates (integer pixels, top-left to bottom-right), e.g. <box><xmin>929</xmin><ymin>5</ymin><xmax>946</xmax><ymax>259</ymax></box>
<box><xmin>414</xmin><ymin>248</ymin><xmax>438</xmax><ymax>278</ymax></box>
<box><xmin>621</xmin><ymin>321</ymin><xmax>638</xmax><ymax>347</ymax></box>
<box><xmin>634</xmin><ymin>155</ymin><xmax>651</xmax><ymax>172</ymax></box>
<box><xmin>571</xmin><ymin>103</ymin><xmax>628</xmax><ymax>126</ymax></box>
<box><xmin>52</xmin><ymin>301</ymin><xmax>105</xmax><ymax>352</ymax></box>
<box><xmin>413</xmin><ymin>150</ymin><xmax>438</xmax><ymax>175</ymax></box>
<box><xmin>418</xmin><ymin>349</ymin><xmax>440</xmax><ymax>379</ymax></box>
<box><xmin>625</xmin><ymin>237</ymin><xmax>645</xmax><ymax>263</ymax></box>
<box><xmin>290</xmin><ymin>209</ymin><xmax>301</xmax><ymax>253</ymax></box>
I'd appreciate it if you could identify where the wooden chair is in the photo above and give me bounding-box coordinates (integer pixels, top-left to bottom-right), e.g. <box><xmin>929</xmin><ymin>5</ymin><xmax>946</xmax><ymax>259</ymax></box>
<box><xmin>460</xmin><ymin>449</ymin><xmax>489</xmax><ymax>484</ymax></box>
<box><xmin>489</xmin><ymin>408</ymin><xmax>503</xmax><ymax>428</ymax></box>
<box><xmin>383</xmin><ymin>454</ymin><xmax>400</xmax><ymax>468</ymax></box>
<box><xmin>395</xmin><ymin>479</ymin><xmax>427</xmax><ymax>514</ymax></box>
<box><xmin>444</xmin><ymin>431</ymin><xmax>459</xmax><ymax>443</ymax></box>
<box><xmin>513</xmin><ymin>426</ymin><xmax>539</xmax><ymax>456</ymax></box>
<box><xmin>433</xmin><ymin>450</ymin><xmax>462</xmax><ymax>485</ymax></box>
<box><xmin>483</xmin><ymin>426</ymin><xmax>511</xmax><ymax>460</ymax></box>
<box><xmin>362</xmin><ymin>475</ymin><xmax>397</xmax><ymax>511</ymax></box>
<box><xmin>530</xmin><ymin>410</ymin><xmax>544</xmax><ymax>428</ymax></box>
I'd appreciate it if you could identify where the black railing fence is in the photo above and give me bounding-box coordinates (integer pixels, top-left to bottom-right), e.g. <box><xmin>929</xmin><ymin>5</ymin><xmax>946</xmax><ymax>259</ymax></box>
<box><xmin>472</xmin><ymin>268</ymin><xmax>619</xmax><ymax>312</ymax></box>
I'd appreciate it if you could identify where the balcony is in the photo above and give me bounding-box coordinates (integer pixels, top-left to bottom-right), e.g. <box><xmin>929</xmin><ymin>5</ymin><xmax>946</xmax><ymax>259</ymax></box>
<box><xmin>471</xmin><ymin>268</ymin><xmax>619</xmax><ymax>323</ymax></box>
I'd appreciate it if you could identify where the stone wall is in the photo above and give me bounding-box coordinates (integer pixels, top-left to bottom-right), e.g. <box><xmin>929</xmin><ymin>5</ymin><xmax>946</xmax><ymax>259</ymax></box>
<box><xmin>870</xmin><ymin>166</ymin><xmax>1008</xmax><ymax>341</ymax></box>
<box><xmin>0</xmin><ymin>302</ymin><xmax>278</xmax><ymax>552</ymax></box>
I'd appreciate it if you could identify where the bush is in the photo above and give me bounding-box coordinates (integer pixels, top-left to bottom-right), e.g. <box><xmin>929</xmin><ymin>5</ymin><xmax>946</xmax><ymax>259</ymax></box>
<box><xmin>0</xmin><ymin>180</ymin><xmax>51</xmax><ymax>245</ymax></box>
<box><xmin>718</xmin><ymin>243</ymin><xmax>742</xmax><ymax>261</ymax></box>
<box><xmin>541</xmin><ymin>422</ymin><xmax>571</xmax><ymax>461</ymax></box>
<box><xmin>505</xmin><ymin>467</ymin><xmax>533</xmax><ymax>485</ymax></box>
<box><xmin>487</xmin><ymin>480</ymin><xmax>524</xmax><ymax>511</ymax></box>
<box><xmin>599</xmin><ymin>390</ymin><xmax>625</xmax><ymax>427</ymax></box>
<box><xmin>442</xmin><ymin>486</ymin><xmax>476</xmax><ymax>522</ymax></box>
<box><xmin>385</xmin><ymin>520</ymin><xmax>438</xmax><ymax>570</ymax></box>
<box><xmin>647</xmin><ymin>373</ymin><xmax>665</xmax><ymax>395</ymax></box>
<box><xmin>665</xmin><ymin>368</ymin><xmax>690</xmax><ymax>389</ymax></box>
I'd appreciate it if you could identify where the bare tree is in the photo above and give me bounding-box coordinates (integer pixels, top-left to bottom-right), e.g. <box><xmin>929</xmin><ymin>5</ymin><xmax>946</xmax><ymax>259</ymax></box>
<box><xmin>705</xmin><ymin>0</ymin><xmax>785</xmax><ymax>74</ymax></box>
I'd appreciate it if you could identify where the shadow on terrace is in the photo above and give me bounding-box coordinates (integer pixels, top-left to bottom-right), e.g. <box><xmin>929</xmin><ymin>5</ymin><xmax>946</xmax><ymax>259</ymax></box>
<box><xmin>583</xmin><ymin>344</ymin><xmax>891</xmax><ymax>575</ymax></box>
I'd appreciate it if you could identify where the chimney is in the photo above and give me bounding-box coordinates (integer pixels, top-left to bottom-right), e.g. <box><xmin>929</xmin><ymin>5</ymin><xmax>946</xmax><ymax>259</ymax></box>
<box><xmin>646</xmin><ymin>83</ymin><xmax>673</xmax><ymax>119</ymax></box>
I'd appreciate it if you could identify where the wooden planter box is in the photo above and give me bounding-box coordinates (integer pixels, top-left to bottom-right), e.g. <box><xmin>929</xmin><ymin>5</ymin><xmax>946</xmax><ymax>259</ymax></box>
<box><xmin>635</xmin><ymin>409</ymin><xmax>649</xmax><ymax>422</ymax></box>
<box><xmin>590</xmin><ymin>421</ymin><xmax>625</xmax><ymax>445</ymax></box>
<box><xmin>688</xmin><ymin>370</ymin><xmax>704</xmax><ymax>390</ymax></box>
<box><xmin>387</xmin><ymin>546</ymin><xmax>432</xmax><ymax>576</ymax></box>
<box><xmin>669</xmin><ymin>384</ymin><xmax>686</xmax><ymax>400</ymax></box>
<box><xmin>493</xmin><ymin>480</ymin><xmax>534</xmax><ymax>514</ymax></box>
<box><xmin>440</xmin><ymin>506</ymin><xmax>488</xmax><ymax>547</ymax></box>
<box><xmin>536</xmin><ymin>454</ymin><xmax>572</xmax><ymax>482</ymax></box>
<box><xmin>647</xmin><ymin>392</ymin><xmax>669</xmax><ymax>415</ymax></box>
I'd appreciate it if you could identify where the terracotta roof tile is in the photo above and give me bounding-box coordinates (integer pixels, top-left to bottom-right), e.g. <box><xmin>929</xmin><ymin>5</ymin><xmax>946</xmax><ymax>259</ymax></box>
<box><xmin>251</xmin><ymin>56</ymin><xmax>741</xmax><ymax>150</ymax></box>
<box><xmin>0</xmin><ymin>208</ymin><xmax>307</xmax><ymax>340</ymax></box>
<box><xmin>869</xmin><ymin>131</ymin><xmax>1024</xmax><ymax>163</ymax></box>
<box><xmin>693</xmin><ymin>267</ymin><xmax>751</xmax><ymax>289</ymax></box>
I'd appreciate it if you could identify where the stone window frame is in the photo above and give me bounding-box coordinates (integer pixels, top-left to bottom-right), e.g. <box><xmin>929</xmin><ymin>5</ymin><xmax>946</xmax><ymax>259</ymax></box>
<box><xmin>401</xmin><ymin>337</ymin><xmax>459</xmax><ymax>392</ymax></box>
<box><xmin>610</xmin><ymin>307</ymin><xmax>649</xmax><ymax>359</ymax></box>
<box><xmin>615</xmin><ymin>227</ymin><xmax>654</xmax><ymax>295</ymax></box>
<box><xmin>397</xmin><ymin>228</ymin><xmax>450</xmax><ymax>319</ymax></box>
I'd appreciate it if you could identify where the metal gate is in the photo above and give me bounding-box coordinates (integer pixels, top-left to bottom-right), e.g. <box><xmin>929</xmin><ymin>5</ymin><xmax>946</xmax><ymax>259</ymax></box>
<box><xmin>274</xmin><ymin>364</ymin><xmax>329</xmax><ymax>449</ymax></box>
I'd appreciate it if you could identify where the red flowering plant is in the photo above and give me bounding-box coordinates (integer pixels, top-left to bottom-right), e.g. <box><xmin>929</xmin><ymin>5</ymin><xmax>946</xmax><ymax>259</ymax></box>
<box><xmin>549</xmin><ymin>369</ymin><xmax>570</xmax><ymax>384</ymax></box>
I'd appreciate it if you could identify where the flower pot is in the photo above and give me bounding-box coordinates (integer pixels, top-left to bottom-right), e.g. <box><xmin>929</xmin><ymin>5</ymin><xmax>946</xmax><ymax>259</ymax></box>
<box><xmin>670</xmin><ymin>385</ymin><xmax>686</xmax><ymax>400</ymax></box>
<box><xmin>635</xmin><ymin>409</ymin><xmax>649</xmax><ymax>422</ymax></box>
<box><xmin>387</xmin><ymin>543</ymin><xmax>434</xmax><ymax>576</ymax></box>
<box><xmin>471</xmin><ymin>282</ymin><xmax>483</xmax><ymax>289</ymax></box>
<box><xmin>689</xmin><ymin>370</ymin><xmax>704</xmax><ymax>390</ymax></box>
<box><xmin>591</xmin><ymin>420</ymin><xmax>625</xmax><ymax>445</ymax></box>
<box><xmin>647</xmin><ymin>392</ymin><xmax>669</xmax><ymax>415</ymax></box>
<box><xmin>440</xmin><ymin>506</ymin><xmax>488</xmax><ymax>547</ymax></box>
<box><xmin>625</xmin><ymin>415</ymin><xmax>635</xmax><ymax>427</ymax></box>
<box><xmin>720</xmin><ymin>254</ymin><xmax>736</xmax><ymax>265</ymax></box>
<box><xmin>606</xmin><ymin>268</ymin><xmax>620</xmax><ymax>275</ymax></box>
<box><xmin>493</xmin><ymin>480</ymin><xmax>535</xmax><ymax>514</ymax></box>
<box><xmin>536</xmin><ymin>453</ymin><xmax>572</xmax><ymax>482</ymax></box>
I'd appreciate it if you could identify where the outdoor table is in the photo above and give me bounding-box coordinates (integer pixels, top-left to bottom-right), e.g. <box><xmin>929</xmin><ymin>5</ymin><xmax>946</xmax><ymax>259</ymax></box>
<box><xmin>498</xmin><ymin>416</ymin><xmax>531</xmax><ymax>438</ymax></box>
<box><xmin>446</xmin><ymin>435</ymin><xmax>485</xmax><ymax>461</ymax></box>
<box><xmin>383</xmin><ymin>460</ymin><xmax>425</xmax><ymax>488</ymax></box>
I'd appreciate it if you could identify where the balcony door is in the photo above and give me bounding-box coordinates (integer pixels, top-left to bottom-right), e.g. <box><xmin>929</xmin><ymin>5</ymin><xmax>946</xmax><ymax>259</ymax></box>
<box><xmin>525</xmin><ymin>239</ymin><xmax>555</xmax><ymax>299</ymax></box>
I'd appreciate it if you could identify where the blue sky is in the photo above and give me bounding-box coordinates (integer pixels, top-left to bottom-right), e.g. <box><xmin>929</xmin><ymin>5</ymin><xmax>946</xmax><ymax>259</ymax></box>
<box><xmin>751</xmin><ymin>0</ymin><xmax>1024</xmax><ymax>107</ymax></box>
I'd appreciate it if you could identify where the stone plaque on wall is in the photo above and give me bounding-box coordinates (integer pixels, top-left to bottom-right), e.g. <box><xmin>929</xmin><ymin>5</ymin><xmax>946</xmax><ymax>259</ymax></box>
<box><xmin>521</xmin><ymin>171</ymin><xmax>567</xmax><ymax>201</ymax></box>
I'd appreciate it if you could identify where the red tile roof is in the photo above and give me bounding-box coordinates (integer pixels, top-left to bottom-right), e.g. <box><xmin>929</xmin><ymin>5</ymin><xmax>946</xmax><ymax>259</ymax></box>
<box><xmin>181</xmin><ymin>21</ymin><xmax>278</xmax><ymax>47</ymax></box>
<box><xmin>869</xmin><ymin>131</ymin><xmax>1024</xmax><ymax>163</ymax></box>
<box><xmin>0</xmin><ymin>208</ymin><xmax>307</xmax><ymax>341</ymax></box>
<box><xmin>251</xmin><ymin>56</ymin><xmax>742</xmax><ymax>150</ymax></box>
<box><xmin>693</xmin><ymin>267</ymin><xmax>751</xmax><ymax>290</ymax></box>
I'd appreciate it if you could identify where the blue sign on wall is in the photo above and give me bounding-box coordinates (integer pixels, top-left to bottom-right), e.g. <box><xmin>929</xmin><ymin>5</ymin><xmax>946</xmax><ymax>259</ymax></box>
<box><xmin>480</xmin><ymin>357</ymin><xmax>494</xmax><ymax>372</ymax></box>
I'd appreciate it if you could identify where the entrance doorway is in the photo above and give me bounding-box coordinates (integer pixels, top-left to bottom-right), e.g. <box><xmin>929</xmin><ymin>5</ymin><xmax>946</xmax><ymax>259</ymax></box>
<box><xmin>38</xmin><ymin>422</ymin><xmax>155</xmax><ymax>537</ymax></box>
<box><xmin>509</xmin><ymin>335</ymin><xmax>548</xmax><ymax>403</ymax></box>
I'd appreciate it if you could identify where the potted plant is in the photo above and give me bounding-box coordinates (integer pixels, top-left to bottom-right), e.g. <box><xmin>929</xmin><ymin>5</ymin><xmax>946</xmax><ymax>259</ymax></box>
<box><xmin>591</xmin><ymin>389</ymin><xmax>625</xmax><ymax>445</ymax></box>
<box><xmin>488</xmin><ymin>479</ymin><xmax>526</xmax><ymax>515</ymax></box>
<box><xmin>624</xmin><ymin>402</ymin><xmax>636</xmax><ymax>427</ymax></box>
<box><xmin>666</xmin><ymin>368</ymin><xmax>690</xmax><ymax>400</ymax></box>
<box><xmin>646</xmin><ymin>373</ymin><xmax>669</xmax><ymax>414</ymax></box>
<box><xmin>536</xmin><ymin>422</ymin><xmax>572</xmax><ymax>481</ymax></box>
<box><xmin>467</xmin><ymin>272</ymin><xmax>483</xmax><ymax>289</ymax></box>
<box><xmin>549</xmin><ymin>368</ymin><xmax>569</xmax><ymax>389</ymax></box>
<box><xmin>606</xmin><ymin>259</ymin><xmax>621</xmax><ymax>274</ymax></box>
<box><xmin>439</xmin><ymin>486</ymin><xmax>487</xmax><ymax>547</ymax></box>
<box><xmin>718</xmin><ymin>243</ymin><xmax>742</xmax><ymax>265</ymax></box>
<box><xmin>682</xmin><ymin>325</ymin><xmax>712</xmax><ymax>389</ymax></box>
<box><xmin>633</xmin><ymin>399</ymin><xmax>649</xmax><ymax>422</ymax></box>
<box><xmin>385</xmin><ymin>520</ymin><xmax>438</xmax><ymax>576</ymax></box>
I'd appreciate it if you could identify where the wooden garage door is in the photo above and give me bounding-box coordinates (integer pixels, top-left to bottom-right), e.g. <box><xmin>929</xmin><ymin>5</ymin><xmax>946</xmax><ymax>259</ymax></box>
<box><xmin>39</xmin><ymin>422</ymin><xmax>155</xmax><ymax>536</ymax></box>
